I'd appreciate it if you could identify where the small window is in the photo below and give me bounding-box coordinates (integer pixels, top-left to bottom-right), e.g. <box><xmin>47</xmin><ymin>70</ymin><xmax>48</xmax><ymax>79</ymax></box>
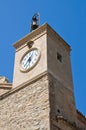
<box><xmin>57</xmin><ymin>53</ymin><xmax>62</xmax><ymax>62</ymax></box>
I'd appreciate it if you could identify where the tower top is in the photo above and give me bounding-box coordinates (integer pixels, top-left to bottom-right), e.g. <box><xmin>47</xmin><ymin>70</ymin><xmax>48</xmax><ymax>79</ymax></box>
<box><xmin>13</xmin><ymin>23</ymin><xmax>70</xmax><ymax>52</ymax></box>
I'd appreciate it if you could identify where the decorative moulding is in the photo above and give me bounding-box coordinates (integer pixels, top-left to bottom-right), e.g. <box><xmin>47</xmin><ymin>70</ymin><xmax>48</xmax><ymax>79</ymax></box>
<box><xmin>13</xmin><ymin>23</ymin><xmax>71</xmax><ymax>53</ymax></box>
<box><xmin>13</xmin><ymin>23</ymin><xmax>48</xmax><ymax>50</ymax></box>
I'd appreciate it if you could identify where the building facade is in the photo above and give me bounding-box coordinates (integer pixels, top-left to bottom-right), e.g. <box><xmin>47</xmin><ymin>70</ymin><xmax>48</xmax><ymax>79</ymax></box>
<box><xmin>0</xmin><ymin>23</ymin><xmax>86</xmax><ymax>130</ymax></box>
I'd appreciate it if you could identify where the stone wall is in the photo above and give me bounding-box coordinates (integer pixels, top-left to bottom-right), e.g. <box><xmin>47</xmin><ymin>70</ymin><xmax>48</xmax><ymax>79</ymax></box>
<box><xmin>0</xmin><ymin>75</ymin><xmax>50</xmax><ymax>130</ymax></box>
<box><xmin>0</xmin><ymin>74</ymin><xmax>86</xmax><ymax>130</ymax></box>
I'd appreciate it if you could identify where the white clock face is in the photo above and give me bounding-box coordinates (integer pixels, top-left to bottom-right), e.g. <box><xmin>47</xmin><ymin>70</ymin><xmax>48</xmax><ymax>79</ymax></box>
<box><xmin>20</xmin><ymin>49</ymin><xmax>40</xmax><ymax>72</ymax></box>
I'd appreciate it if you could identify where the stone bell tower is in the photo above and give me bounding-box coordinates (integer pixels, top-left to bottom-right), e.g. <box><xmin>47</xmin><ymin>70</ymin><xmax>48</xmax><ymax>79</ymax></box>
<box><xmin>0</xmin><ymin>13</ymin><xmax>86</xmax><ymax>129</ymax></box>
<box><xmin>12</xmin><ymin>23</ymin><xmax>77</xmax><ymax>129</ymax></box>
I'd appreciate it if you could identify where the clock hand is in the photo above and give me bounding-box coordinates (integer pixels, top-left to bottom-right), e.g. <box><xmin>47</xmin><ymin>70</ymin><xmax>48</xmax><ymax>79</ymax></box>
<box><xmin>28</xmin><ymin>58</ymin><xmax>31</xmax><ymax>63</ymax></box>
<box><xmin>28</xmin><ymin>53</ymin><xmax>34</xmax><ymax>63</ymax></box>
<box><xmin>24</xmin><ymin>57</ymin><xmax>31</xmax><ymax>68</ymax></box>
<box><xmin>23</xmin><ymin>52</ymin><xmax>34</xmax><ymax>68</ymax></box>
<box><xmin>24</xmin><ymin>55</ymin><xmax>32</xmax><ymax>67</ymax></box>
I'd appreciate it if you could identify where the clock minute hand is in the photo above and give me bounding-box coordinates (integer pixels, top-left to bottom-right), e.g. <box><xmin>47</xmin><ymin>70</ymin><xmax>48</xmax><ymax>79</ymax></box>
<box><xmin>24</xmin><ymin>53</ymin><xmax>34</xmax><ymax>68</ymax></box>
<box><xmin>28</xmin><ymin>53</ymin><xmax>34</xmax><ymax>62</ymax></box>
<box><xmin>28</xmin><ymin>56</ymin><xmax>31</xmax><ymax>63</ymax></box>
<box><xmin>24</xmin><ymin>56</ymin><xmax>31</xmax><ymax>67</ymax></box>
<box><xmin>26</xmin><ymin>54</ymin><xmax>33</xmax><ymax>65</ymax></box>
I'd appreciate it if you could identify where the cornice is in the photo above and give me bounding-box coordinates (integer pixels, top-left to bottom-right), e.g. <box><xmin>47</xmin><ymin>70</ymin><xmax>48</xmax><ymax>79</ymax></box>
<box><xmin>0</xmin><ymin>71</ymin><xmax>48</xmax><ymax>100</ymax></box>
<box><xmin>13</xmin><ymin>23</ymin><xmax>48</xmax><ymax>51</ymax></box>
<box><xmin>0</xmin><ymin>83</ymin><xmax>12</xmax><ymax>89</ymax></box>
<box><xmin>13</xmin><ymin>23</ymin><xmax>71</xmax><ymax>53</ymax></box>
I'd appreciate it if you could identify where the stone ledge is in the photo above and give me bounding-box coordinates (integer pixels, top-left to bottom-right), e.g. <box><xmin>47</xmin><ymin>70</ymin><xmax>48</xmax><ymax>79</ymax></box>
<box><xmin>0</xmin><ymin>71</ymin><xmax>48</xmax><ymax>100</ymax></box>
<box><xmin>13</xmin><ymin>23</ymin><xmax>71</xmax><ymax>53</ymax></box>
<box><xmin>13</xmin><ymin>23</ymin><xmax>47</xmax><ymax>50</ymax></box>
<box><xmin>0</xmin><ymin>83</ymin><xmax>12</xmax><ymax>89</ymax></box>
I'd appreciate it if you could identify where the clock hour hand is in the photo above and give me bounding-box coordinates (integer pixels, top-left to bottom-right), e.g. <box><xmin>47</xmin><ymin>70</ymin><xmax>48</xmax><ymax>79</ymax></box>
<box><xmin>28</xmin><ymin>53</ymin><xmax>34</xmax><ymax>63</ymax></box>
<box><xmin>24</xmin><ymin>54</ymin><xmax>33</xmax><ymax>67</ymax></box>
<box><xmin>28</xmin><ymin>57</ymin><xmax>32</xmax><ymax>64</ymax></box>
<box><xmin>24</xmin><ymin>57</ymin><xmax>31</xmax><ymax>68</ymax></box>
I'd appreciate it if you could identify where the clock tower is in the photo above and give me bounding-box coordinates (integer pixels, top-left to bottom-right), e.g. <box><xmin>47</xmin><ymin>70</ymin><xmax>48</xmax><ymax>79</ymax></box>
<box><xmin>12</xmin><ymin>23</ymin><xmax>77</xmax><ymax>129</ymax></box>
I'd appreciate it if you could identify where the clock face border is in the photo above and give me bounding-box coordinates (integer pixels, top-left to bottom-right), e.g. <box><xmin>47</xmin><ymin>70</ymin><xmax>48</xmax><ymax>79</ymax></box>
<box><xmin>20</xmin><ymin>48</ymin><xmax>41</xmax><ymax>73</ymax></box>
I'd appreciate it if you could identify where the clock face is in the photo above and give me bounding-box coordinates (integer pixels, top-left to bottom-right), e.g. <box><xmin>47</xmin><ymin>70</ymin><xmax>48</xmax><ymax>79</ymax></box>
<box><xmin>20</xmin><ymin>49</ymin><xmax>40</xmax><ymax>72</ymax></box>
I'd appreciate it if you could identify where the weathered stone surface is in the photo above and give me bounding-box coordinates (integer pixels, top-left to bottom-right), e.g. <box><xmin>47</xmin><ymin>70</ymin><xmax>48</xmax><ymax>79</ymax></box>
<box><xmin>0</xmin><ymin>75</ymin><xmax>50</xmax><ymax>130</ymax></box>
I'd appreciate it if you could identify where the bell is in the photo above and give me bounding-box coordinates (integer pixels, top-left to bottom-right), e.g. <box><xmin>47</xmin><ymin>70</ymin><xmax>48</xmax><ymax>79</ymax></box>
<box><xmin>30</xmin><ymin>13</ymin><xmax>40</xmax><ymax>32</ymax></box>
<box><xmin>31</xmin><ymin>17</ymin><xmax>38</xmax><ymax>30</ymax></box>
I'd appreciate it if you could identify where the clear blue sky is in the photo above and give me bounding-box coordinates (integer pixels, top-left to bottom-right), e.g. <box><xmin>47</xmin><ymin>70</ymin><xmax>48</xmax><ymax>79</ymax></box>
<box><xmin>0</xmin><ymin>0</ymin><xmax>86</xmax><ymax>116</ymax></box>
